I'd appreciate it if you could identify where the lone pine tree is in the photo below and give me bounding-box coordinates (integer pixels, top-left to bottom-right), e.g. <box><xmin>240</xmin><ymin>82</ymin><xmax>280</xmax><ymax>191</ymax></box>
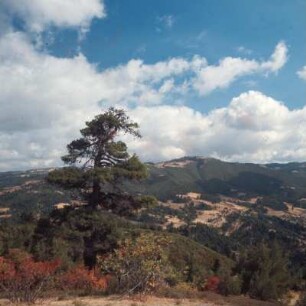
<box><xmin>48</xmin><ymin>107</ymin><xmax>147</xmax><ymax>214</ymax></box>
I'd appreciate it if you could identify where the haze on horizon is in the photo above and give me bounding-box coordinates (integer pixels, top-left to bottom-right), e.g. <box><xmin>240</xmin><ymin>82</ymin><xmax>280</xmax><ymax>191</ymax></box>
<box><xmin>0</xmin><ymin>0</ymin><xmax>305</xmax><ymax>171</ymax></box>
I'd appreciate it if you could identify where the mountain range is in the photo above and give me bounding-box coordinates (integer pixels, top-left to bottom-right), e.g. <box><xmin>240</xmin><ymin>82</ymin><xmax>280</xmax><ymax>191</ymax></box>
<box><xmin>1</xmin><ymin>157</ymin><xmax>306</xmax><ymax>218</ymax></box>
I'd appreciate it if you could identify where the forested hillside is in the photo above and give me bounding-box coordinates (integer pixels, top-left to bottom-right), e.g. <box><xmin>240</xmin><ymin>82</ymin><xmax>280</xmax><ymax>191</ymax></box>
<box><xmin>127</xmin><ymin>157</ymin><xmax>306</xmax><ymax>202</ymax></box>
<box><xmin>1</xmin><ymin>156</ymin><xmax>306</xmax><ymax>304</ymax></box>
<box><xmin>2</xmin><ymin>156</ymin><xmax>306</xmax><ymax>217</ymax></box>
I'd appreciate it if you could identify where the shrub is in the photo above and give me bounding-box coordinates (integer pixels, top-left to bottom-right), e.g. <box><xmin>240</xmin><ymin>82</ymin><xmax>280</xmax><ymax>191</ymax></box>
<box><xmin>0</xmin><ymin>249</ymin><xmax>60</xmax><ymax>304</ymax></box>
<box><xmin>197</xmin><ymin>203</ymin><xmax>212</xmax><ymax>210</ymax></box>
<box><xmin>57</xmin><ymin>265</ymin><xmax>108</xmax><ymax>292</ymax></box>
<box><xmin>218</xmin><ymin>275</ymin><xmax>242</xmax><ymax>296</ymax></box>
<box><xmin>204</xmin><ymin>276</ymin><xmax>221</xmax><ymax>292</ymax></box>
<box><xmin>237</xmin><ymin>243</ymin><xmax>290</xmax><ymax>300</ymax></box>
<box><xmin>256</xmin><ymin>197</ymin><xmax>288</xmax><ymax>211</ymax></box>
<box><xmin>166</xmin><ymin>234</ymin><xmax>233</xmax><ymax>286</ymax></box>
<box><xmin>98</xmin><ymin>233</ymin><xmax>172</xmax><ymax>294</ymax></box>
<box><xmin>136</xmin><ymin>195</ymin><xmax>158</xmax><ymax>208</ymax></box>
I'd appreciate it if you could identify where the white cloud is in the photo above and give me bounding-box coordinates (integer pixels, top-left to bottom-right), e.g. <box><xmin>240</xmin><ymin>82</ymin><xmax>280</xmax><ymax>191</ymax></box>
<box><xmin>0</xmin><ymin>32</ymin><xmax>105</xmax><ymax>170</ymax></box>
<box><xmin>297</xmin><ymin>66</ymin><xmax>306</xmax><ymax>81</ymax></box>
<box><xmin>0</xmin><ymin>32</ymin><xmax>199</xmax><ymax>170</ymax></box>
<box><xmin>260</xmin><ymin>41</ymin><xmax>288</xmax><ymax>72</ymax></box>
<box><xmin>99</xmin><ymin>42</ymin><xmax>287</xmax><ymax>103</ymax></box>
<box><xmin>127</xmin><ymin>91</ymin><xmax>306</xmax><ymax>164</ymax></box>
<box><xmin>1</xmin><ymin>0</ymin><xmax>105</xmax><ymax>33</ymax></box>
<box><xmin>0</xmin><ymin>0</ymin><xmax>297</xmax><ymax>172</ymax></box>
<box><xmin>193</xmin><ymin>57</ymin><xmax>259</xmax><ymax>95</ymax></box>
<box><xmin>96</xmin><ymin>56</ymin><xmax>206</xmax><ymax>106</ymax></box>
<box><xmin>193</xmin><ymin>41</ymin><xmax>288</xmax><ymax>95</ymax></box>
<box><xmin>0</xmin><ymin>31</ymin><xmax>294</xmax><ymax>170</ymax></box>
<box><xmin>0</xmin><ymin>32</ymin><xmax>104</xmax><ymax>131</ymax></box>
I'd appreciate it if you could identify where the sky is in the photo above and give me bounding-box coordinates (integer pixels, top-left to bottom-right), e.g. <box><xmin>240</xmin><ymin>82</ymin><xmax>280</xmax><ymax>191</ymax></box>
<box><xmin>0</xmin><ymin>0</ymin><xmax>305</xmax><ymax>171</ymax></box>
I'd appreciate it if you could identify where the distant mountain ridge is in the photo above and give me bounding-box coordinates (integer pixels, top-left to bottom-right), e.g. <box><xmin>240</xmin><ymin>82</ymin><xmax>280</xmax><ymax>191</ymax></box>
<box><xmin>1</xmin><ymin>157</ymin><xmax>306</xmax><ymax>218</ymax></box>
<box><xmin>126</xmin><ymin>156</ymin><xmax>306</xmax><ymax>202</ymax></box>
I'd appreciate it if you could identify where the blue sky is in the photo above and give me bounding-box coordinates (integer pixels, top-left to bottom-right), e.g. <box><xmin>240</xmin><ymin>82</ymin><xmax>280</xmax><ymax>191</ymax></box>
<box><xmin>0</xmin><ymin>0</ymin><xmax>305</xmax><ymax>170</ymax></box>
<box><xmin>49</xmin><ymin>0</ymin><xmax>306</xmax><ymax>110</ymax></box>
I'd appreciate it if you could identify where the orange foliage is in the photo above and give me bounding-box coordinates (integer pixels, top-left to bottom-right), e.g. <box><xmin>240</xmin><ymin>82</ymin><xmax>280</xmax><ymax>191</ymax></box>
<box><xmin>58</xmin><ymin>265</ymin><xmax>108</xmax><ymax>291</ymax></box>
<box><xmin>0</xmin><ymin>249</ymin><xmax>60</xmax><ymax>303</ymax></box>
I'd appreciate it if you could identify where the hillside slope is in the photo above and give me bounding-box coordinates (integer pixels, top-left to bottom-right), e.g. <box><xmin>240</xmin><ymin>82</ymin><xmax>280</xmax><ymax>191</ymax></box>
<box><xmin>127</xmin><ymin>157</ymin><xmax>306</xmax><ymax>202</ymax></box>
<box><xmin>1</xmin><ymin>157</ymin><xmax>306</xmax><ymax>217</ymax></box>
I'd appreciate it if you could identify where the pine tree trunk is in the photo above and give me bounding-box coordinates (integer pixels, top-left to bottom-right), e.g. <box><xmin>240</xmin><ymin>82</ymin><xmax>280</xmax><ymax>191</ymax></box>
<box><xmin>90</xmin><ymin>179</ymin><xmax>101</xmax><ymax>207</ymax></box>
<box><xmin>90</xmin><ymin>152</ymin><xmax>102</xmax><ymax>208</ymax></box>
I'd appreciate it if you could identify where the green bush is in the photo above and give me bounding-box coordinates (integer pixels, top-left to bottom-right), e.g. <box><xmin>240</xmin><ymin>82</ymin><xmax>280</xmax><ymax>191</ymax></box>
<box><xmin>218</xmin><ymin>274</ymin><xmax>242</xmax><ymax>296</ymax></box>
<box><xmin>98</xmin><ymin>233</ymin><xmax>173</xmax><ymax>294</ymax></box>
<box><xmin>237</xmin><ymin>243</ymin><xmax>290</xmax><ymax>300</ymax></box>
<box><xmin>166</xmin><ymin>234</ymin><xmax>234</xmax><ymax>286</ymax></box>
<box><xmin>256</xmin><ymin>196</ymin><xmax>288</xmax><ymax>211</ymax></box>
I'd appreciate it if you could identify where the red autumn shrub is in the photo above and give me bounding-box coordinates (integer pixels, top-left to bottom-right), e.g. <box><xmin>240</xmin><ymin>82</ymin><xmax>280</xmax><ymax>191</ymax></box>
<box><xmin>0</xmin><ymin>249</ymin><xmax>60</xmax><ymax>304</ymax></box>
<box><xmin>58</xmin><ymin>265</ymin><xmax>108</xmax><ymax>292</ymax></box>
<box><xmin>204</xmin><ymin>275</ymin><xmax>221</xmax><ymax>292</ymax></box>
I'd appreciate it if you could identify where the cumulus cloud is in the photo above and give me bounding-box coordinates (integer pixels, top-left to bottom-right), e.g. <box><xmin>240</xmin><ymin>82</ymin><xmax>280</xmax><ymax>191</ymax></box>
<box><xmin>98</xmin><ymin>42</ymin><xmax>287</xmax><ymax>102</ymax></box>
<box><xmin>0</xmin><ymin>30</ymin><xmax>294</xmax><ymax>170</ymax></box>
<box><xmin>0</xmin><ymin>31</ymin><xmax>197</xmax><ymax>170</ymax></box>
<box><xmin>297</xmin><ymin>66</ymin><xmax>306</xmax><ymax>81</ymax></box>
<box><xmin>98</xmin><ymin>56</ymin><xmax>206</xmax><ymax>106</ymax></box>
<box><xmin>0</xmin><ymin>0</ymin><xmax>105</xmax><ymax>34</ymax></box>
<box><xmin>127</xmin><ymin>91</ymin><xmax>306</xmax><ymax>163</ymax></box>
<box><xmin>193</xmin><ymin>41</ymin><xmax>288</xmax><ymax>95</ymax></box>
<box><xmin>0</xmin><ymin>32</ymin><xmax>104</xmax><ymax>131</ymax></box>
<box><xmin>193</xmin><ymin>57</ymin><xmax>259</xmax><ymax>95</ymax></box>
<box><xmin>0</xmin><ymin>32</ymin><xmax>106</xmax><ymax>170</ymax></box>
<box><xmin>0</xmin><ymin>32</ymin><xmax>195</xmax><ymax>133</ymax></box>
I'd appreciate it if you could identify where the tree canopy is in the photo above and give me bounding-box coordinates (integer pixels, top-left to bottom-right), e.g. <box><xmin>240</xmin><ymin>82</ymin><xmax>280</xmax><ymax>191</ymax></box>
<box><xmin>47</xmin><ymin>108</ymin><xmax>147</xmax><ymax>212</ymax></box>
<box><xmin>236</xmin><ymin>242</ymin><xmax>290</xmax><ymax>300</ymax></box>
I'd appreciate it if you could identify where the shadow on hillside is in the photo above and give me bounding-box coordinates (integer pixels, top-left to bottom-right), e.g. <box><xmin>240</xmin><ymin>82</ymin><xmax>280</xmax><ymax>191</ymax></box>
<box><xmin>201</xmin><ymin>172</ymin><xmax>282</xmax><ymax>196</ymax></box>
